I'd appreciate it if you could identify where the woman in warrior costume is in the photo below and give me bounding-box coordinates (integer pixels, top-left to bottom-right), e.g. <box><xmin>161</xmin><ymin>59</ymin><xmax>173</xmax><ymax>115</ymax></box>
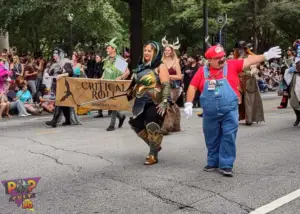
<box><xmin>234</xmin><ymin>41</ymin><xmax>264</xmax><ymax>125</ymax></box>
<box><xmin>160</xmin><ymin>36</ymin><xmax>182</xmax><ymax>134</ymax></box>
<box><xmin>45</xmin><ymin>49</ymin><xmax>81</xmax><ymax>128</ymax></box>
<box><xmin>128</xmin><ymin>41</ymin><xmax>170</xmax><ymax>165</ymax></box>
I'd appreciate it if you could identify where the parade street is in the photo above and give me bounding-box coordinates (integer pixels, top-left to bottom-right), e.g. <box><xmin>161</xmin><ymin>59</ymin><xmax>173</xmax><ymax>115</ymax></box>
<box><xmin>1</xmin><ymin>94</ymin><xmax>300</xmax><ymax>214</ymax></box>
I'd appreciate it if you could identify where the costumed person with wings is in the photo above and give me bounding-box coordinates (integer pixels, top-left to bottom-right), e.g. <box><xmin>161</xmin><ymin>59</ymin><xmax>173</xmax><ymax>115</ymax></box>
<box><xmin>234</xmin><ymin>41</ymin><xmax>264</xmax><ymax>125</ymax></box>
<box><xmin>184</xmin><ymin>45</ymin><xmax>281</xmax><ymax>176</ymax></box>
<box><xmin>160</xmin><ymin>36</ymin><xmax>182</xmax><ymax>135</ymax></box>
<box><xmin>45</xmin><ymin>49</ymin><xmax>81</xmax><ymax>128</ymax></box>
<box><xmin>128</xmin><ymin>41</ymin><xmax>170</xmax><ymax>165</ymax></box>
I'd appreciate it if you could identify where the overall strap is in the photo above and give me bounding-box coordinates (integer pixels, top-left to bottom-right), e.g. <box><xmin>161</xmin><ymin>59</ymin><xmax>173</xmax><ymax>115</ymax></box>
<box><xmin>223</xmin><ymin>63</ymin><xmax>228</xmax><ymax>78</ymax></box>
<box><xmin>204</xmin><ymin>65</ymin><xmax>209</xmax><ymax>79</ymax></box>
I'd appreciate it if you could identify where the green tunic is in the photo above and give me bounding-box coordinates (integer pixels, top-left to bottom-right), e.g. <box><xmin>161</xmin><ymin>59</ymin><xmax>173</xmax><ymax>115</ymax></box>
<box><xmin>102</xmin><ymin>56</ymin><xmax>123</xmax><ymax>80</ymax></box>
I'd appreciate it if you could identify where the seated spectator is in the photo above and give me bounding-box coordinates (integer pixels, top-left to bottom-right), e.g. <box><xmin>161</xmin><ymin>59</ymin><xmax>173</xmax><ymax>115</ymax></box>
<box><xmin>7</xmin><ymin>84</ymin><xmax>31</xmax><ymax>117</ymax></box>
<box><xmin>15</xmin><ymin>76</ymin><xmax>27</xmax><ymax>87</ymax></box>
<box><xmin>257</xmin><ymin>73</ymin><xmax>271</xmax><ymax>92</ymax></box>
<box><xmin>0</xmin><ymin>92</ymin><xmax>11</xmax><ymax>119</ymax></box>
<box><xmin>36</xmin><ymin>85</ymin><xmax>55</xmax><ymax>113</ymax></box>
<box><xmin>16</xmin><ymin>84</ymin><xmax>41</xmax><ymax>115</ymax></box>
<box><xmin>0</xmin><ymin>63</ymin><xmax>11</xmax><ymax>119</ymax></box>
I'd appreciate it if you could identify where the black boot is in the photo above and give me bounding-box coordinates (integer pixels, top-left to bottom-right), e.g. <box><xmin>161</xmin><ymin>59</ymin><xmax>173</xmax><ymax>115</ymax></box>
<box><xmin>118</xmin><ymin>115</ymin><xmax>126</xmax><ymax>128</ymax></box>
<box><xmin>45</xmin><ymin>121</ymin><xmax>56</xmax><ymax>128</ymax></box>
<box><xmin>293</xmin><ymin>109</ymin><xmax>300</xmax><ymax>126</ymax></box>
<box><xmin>62</xmin><ymin>107</ymin><xmax>71</xmax><ymax>126</ymax></box>
<box><xmin>144</xmin><ymin>122</ymin><xmax>163</xmax><ymax>165</ymax></box>
<box><xmin>46</xmin><ymin>107</ymin><xmax>61</xmax><ymax>128</ymax></box>
<box><xmin>94</xmin><ymin>110</ymin><xmax>103</xmax><ymax>118</ymax></box>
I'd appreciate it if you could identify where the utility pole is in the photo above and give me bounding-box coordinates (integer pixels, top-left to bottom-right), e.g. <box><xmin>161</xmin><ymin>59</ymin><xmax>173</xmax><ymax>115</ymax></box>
<box><xmin>253</xmin><ymin>0</ymin><xmax>258</xmax><ymax>52</ymax></box>
<box><xmin>0</xmin><ymin>30</ymin><xmax>9</xmax><ymax>51</ymax></box>
<box><xmin>129</xmin><ymin>0</ymin><xmax>142</xmax><ymax>71</ymax></box>
<box><xmin>203</xmin><ymin>0</ymin><xmax>208</xmax><ymax>52</ymax></box>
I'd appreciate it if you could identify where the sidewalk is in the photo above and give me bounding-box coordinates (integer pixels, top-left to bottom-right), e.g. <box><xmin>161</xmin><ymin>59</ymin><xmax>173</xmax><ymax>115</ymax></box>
<box><xmin>260</xmin><ymin>91</ymin><xmax>278</xmax><ymax>100</ymax></box>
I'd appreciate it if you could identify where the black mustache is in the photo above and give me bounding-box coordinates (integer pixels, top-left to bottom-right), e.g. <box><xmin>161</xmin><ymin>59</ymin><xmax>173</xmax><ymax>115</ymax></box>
<box><xmin>218</xmin><ymin>60</ymin><xmax>225</xmax><ymax>65</ymax></box>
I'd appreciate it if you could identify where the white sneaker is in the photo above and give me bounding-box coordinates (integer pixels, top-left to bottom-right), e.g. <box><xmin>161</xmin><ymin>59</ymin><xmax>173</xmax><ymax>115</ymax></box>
<box><xmin>25</xmin><ymin>112</ymin><xmax>31</xmax><ymax>116</ymax></box>
<box><xmin>19</xmin><ymin>114</ymin><xmax>28</xmax><ymax>117</ymax></box>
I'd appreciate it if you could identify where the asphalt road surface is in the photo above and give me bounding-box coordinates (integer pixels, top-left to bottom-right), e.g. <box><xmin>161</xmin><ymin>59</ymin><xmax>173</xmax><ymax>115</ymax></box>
<box><xmin>0</xmin><ymin>94</ymin><xmax>300</xmax><ymax>214</ymax></box>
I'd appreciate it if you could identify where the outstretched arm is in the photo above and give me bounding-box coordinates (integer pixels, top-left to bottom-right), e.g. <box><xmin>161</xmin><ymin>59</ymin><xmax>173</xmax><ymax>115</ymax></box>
<box><xmin>243</xmin><ymin>46</ymin><xmax>281</xmax><ymax>70</ymax></box>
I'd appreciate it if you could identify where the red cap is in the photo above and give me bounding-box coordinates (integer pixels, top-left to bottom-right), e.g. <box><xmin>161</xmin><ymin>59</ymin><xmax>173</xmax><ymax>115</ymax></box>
<box><xmin>205</xmin><ymin>45</ymin><xmax>226</xmax><ymax>59</ymax></box>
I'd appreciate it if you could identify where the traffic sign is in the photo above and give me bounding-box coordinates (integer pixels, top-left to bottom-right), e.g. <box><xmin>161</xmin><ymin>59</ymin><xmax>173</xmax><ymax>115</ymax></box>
<box><xmin>217</xmin><ymin>15</ymin><xmax>225</xmax><ymax>24</ymax></box>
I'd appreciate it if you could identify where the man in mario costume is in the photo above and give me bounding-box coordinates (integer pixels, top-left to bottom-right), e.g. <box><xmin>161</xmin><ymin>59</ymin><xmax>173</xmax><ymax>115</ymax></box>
<box><xmin>184</xmin><ymin>45</ymin><xmax>281</xmax><ymax>177</ymax></box>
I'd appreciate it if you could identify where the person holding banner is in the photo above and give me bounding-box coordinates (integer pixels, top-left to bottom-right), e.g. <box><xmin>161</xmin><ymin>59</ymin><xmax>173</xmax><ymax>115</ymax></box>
<box><xmin>45</xmin><ymin>49</ymin><xmax>81</xmax><ymax>128</ymax></box>
<box><xmin>101</xmin><ymin>38</ymin><xmax>130</xmax><ymax>131</ymax></box>
<box><xmin>128</xmin><ymin>41</ymin><xmax>170</xmax><ymax>165</ymax></box>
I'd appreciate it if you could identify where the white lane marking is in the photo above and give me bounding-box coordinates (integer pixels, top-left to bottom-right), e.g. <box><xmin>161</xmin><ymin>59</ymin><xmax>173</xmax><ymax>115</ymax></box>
<box><xmin>250</xmin><ymin>188</ymin><xmax>300</xmax><ymax>214</ymax></box>
<box><xmin>29</xmin><ymin>117</ymin><xmax>51</xmax><ymax>121</ymax></box>
<box><xmin>36</xmin><ymin>131</ymin><xmax>58</xmax><ymax>135</ymax></box>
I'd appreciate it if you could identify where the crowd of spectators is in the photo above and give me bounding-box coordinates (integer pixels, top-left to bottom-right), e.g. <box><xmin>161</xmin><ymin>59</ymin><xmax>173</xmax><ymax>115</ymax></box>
<box><xmin>0</xmin><ymin>47</ymin><xmax>287</xmax><ymax>119</ymax></box>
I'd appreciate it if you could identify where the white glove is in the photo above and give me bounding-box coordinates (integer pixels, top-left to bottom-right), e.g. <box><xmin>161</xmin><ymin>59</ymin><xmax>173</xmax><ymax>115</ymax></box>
<box><xmin>263</xmin><ymin>46</ymin><xmax>282</xmax><ymax>61</ymax></box>
<box><xmin>184</xmin><ymin>102</ymin><xmax>193</xmax><ymax>119</ymax></box>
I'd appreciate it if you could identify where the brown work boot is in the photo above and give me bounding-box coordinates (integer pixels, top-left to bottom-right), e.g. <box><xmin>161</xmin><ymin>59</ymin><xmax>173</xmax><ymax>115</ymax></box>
<box><xmin>144</xmin><ymin>155</ymin><xmax>158</xmax><ymax>165</ymax></box>
<box><xmin>146</xmin><ymin>147</ymin><xmax>162</xmax><ymax>160</ymax></box>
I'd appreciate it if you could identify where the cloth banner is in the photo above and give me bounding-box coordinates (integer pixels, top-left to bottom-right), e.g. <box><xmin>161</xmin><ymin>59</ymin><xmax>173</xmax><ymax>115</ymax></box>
<box><xmin>55</xmin><ymin>77</ymin><xmax>133</xmax><ymax>111</ymax></box>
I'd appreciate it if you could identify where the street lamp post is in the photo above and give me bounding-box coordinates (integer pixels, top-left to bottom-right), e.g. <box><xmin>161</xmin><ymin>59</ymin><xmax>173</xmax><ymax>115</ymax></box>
<box><xmin>67</xmin><ymin>14</ymin><xmax>74</xmax><ymax>57</ymax></box>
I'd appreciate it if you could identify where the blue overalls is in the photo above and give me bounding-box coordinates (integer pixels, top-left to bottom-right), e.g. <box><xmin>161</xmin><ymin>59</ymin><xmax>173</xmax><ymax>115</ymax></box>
<box><xmin>200</xmin><ymin>64</ymin><xmax>239</xmax><ymax>169</ymax></box>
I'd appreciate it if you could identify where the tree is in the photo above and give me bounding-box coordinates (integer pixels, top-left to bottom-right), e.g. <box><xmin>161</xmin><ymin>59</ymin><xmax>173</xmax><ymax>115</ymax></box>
<box><xmin>0</xmin><ymin>0</ymin><xmax>127</xmax><ymax>56</ymax></box>
<box><xmin>1</xmin><ymin>0</ymin><xmax>300</xmax><ymax>57</ymax></box>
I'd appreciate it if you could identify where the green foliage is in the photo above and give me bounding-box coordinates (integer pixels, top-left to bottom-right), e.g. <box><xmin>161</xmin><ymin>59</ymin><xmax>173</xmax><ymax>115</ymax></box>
<box><xmin>0</xmin><ymin>0</ymin><xmax>126</xmax><ymax>56</ymax></box>
<box><xmin>0</xmin><ymin>0</ymin><xmax>299</xmax><ymax>56</ymax></box>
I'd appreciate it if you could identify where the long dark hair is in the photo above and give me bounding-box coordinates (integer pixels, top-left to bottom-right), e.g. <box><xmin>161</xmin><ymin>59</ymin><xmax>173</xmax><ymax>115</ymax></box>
<box><xmin>64</xmin><ymin>62</ymin><xmax>73</xmax><ymax>75</ymax></box>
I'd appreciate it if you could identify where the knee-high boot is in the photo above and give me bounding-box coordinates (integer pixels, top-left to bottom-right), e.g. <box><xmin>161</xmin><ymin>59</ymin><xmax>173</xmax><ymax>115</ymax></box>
<box><xmin>145</xmin><ymin>122</ymin><xmax>163</xmax><ymax>165</ymax></box>
<box><xmin>293</xmin><ymin>109</ymin><xmax>300</xmax><ymax>126</ymax></box>
<box><xmin>137</xmin><ymin>129</ymin><xmax>150</xmax><ymax>146</ymax></box>
<box><xmin>62</xmin><ymin>107</ymin><xmax>71</xmax><ymax>125</ymax></box>
<box><xmin>137</xmin><ymin>129</ymin><xmax>162</xmax><ymax>160</ymax></box>
<box><xmin>128</xmin><ymin>118</ymin><xmax>149</xmax><ymax>145</ymax></box>
<box><xmin>46</xmin><ymin>106</ymin><xmax>62</xmax><ymax>128</ymax></box>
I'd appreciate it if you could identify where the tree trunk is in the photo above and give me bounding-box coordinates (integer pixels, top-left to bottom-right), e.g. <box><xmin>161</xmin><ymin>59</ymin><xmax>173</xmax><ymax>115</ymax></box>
<box><xmin>129</xmin><ymin>0</ymin><xmax>142</xmax><ymax>71</ymax></box>
<box><xmin>0</xmin><ymin>30</ymin><xmax>9</xmax><ymax>51</ymax></box>
<box><xmin>252</xmin><ymin>0</ymin><xmax>258</xmax><ymax>53</ymax></box>
<box><xmin>203</xmin><ymin>0</ymin><xmax>208</xmax><ymax>52</ymax></box>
